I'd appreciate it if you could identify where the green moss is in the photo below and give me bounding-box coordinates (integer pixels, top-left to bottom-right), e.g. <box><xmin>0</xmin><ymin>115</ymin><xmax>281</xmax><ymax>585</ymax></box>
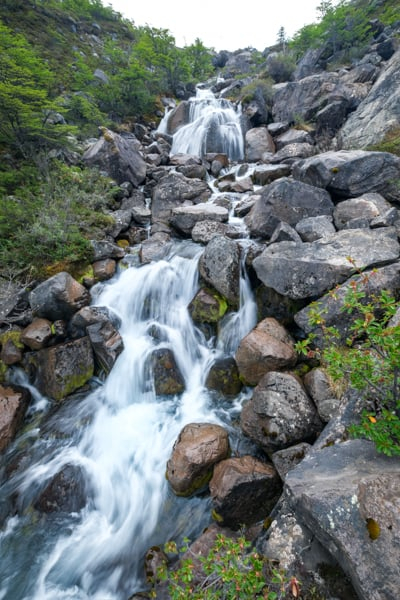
<box><xmin>0</xmin><ymin>360</ymin><xmax>8</xmax><ymax>383</ymax></box>
<box><xmin>0</xmin><ymin>330</ymin><xmax>24</xmax><ymax>350</ymax></box>
<box><xmin>211</xmin><ymin>509</ymin><xmax>224</xmax><ymax>523</ymax></box>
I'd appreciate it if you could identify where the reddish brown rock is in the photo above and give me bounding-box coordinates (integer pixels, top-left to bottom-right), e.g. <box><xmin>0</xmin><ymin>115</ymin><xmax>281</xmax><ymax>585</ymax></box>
<box><xmin>21</xmin><ymin>318</ymin><xmax>53</xmax><ymax>350</ymax></box>
<box><xmin>0</xmin><ymin>385</ymin><xmax>30</xmax><ymax>452</ymax></box>
<box><xmin>166</xmin><ymin>423</ymin><xmax>230</xmax><ymax>497</ymax></box>
<box><xmin>235</xmin><ymin>317</ymin><xmax>297</xmax><ymax>386</ymax></box>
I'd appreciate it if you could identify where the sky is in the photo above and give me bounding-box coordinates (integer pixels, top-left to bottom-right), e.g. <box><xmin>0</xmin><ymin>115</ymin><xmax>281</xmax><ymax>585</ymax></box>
<box><xmin>106</xmin><ymin>0</ymin><xmax>322</xmax><ymax>52</ymax></box>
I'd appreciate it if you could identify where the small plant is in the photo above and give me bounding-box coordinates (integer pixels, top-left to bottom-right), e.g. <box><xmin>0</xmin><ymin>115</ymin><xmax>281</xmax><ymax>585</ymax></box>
<box><xmin>151</xmin><ymin>532</ymin><xmax>300</xmax><ymax>599</ymax></box>
<box><xmin>295</xmin><ymin>260</ymin><xmax>400</xmax><ymax>456</ymax></box>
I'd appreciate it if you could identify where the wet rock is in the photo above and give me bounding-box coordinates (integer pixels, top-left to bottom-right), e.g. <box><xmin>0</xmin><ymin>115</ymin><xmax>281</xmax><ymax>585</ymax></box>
<box><xmin>235</xmin><ymin>318</ymin><xmax>297</xmax><ymax>386</ymax></box>
<box><xmin>292</xmin><ymin>150</ymin><xmax>400</xmax><ymax>202</ymax></box>
<box><xmin>209</xmin><ymin>455</ymin><xmax>282</xmax><ymax>528</ymax></box>
<box><xmin>83</xmin><ymin>128</ymin><xmax>146</xmax><ymax>187</ymax></box>
<box><xmin>35</xmin><ymin>337</ymin><xmax>94</xmax><ymax>401</ymax></box>
<box><xmin>240</xmin><ymin>371</ymin><xmax>323</xmax><ymax>453</ymax></box>
<box><xmin>253</xmin><ymin>227</ymin><xmax>399</xmax><ymax>300</ymax></box>
<box><xmin>87</xmin><ymin>320</ymin><xmax>124</xmax><ymax>374</ymax></box>
<box><xmin>21</xmin><ymin>318</ymin><xmax>53</xmax><ymax>350</ymax></box>
<box><xmin>205</xmin><ymin>357</ymin><xmax>243</xmax><ymax>397</ymax></box>
<box><xmin>199</xmin><ymin>236</ymin><xmax>241</xmax><ymax>308</ymax></box>
<box><xmin>34</xmin><ymin>464</ymin><xmax>88</xmax><ymax>513</ymax></box>
<box><xmin>188</xmin><ymin>287</ymin><xmax>228</xmax><ymax>323</ymax></box>
<box><xmin>166</xmin><ymin>423</ymin><xmax>230</xmax><ymax>496</ymax></box>
<box><xmin>0</xmin><ymin>385</ymin><xmax>30</xmax><ymax>452</ymax></box>
<box><xmin>245</xmin><ymin>127</ymin><xmax>275</xmax><ymax>162</ymax></box>
<box><xmin>151</xmin><ymin>348</ymin><xmax>185</xmax><ymax>396</ymax></box>
<box><xmin>29</xmin><ymin>272</ymin><xmax>90</xmax><ymax>321</ymax></box>
<box><xmin>68</xmin><ymin>306</ymin><xmax>121</xmax><ymax>339</ymax></box>
<box><xmin>140</xmin><ymin>233</ymin><xmax>171</xmax><ymax>264</ymax></box>
<box><xmin>285</xmin><ymin>439</ymin><xmax>400</xmax><ymax>600</ymax></box>
<box><xmin>244</xmin><ymin>177</ymin><xmax>333</xmax><ymax>240</ymax></box>
<box><xmin>92</xmin><ymin>258</ymin><xmax>116</xmax><ymax>281</ymax></box>
<box><xmin>0</xmin><ymin>337</ymin><xmax>23</xmax><ymax>365</ymax></box>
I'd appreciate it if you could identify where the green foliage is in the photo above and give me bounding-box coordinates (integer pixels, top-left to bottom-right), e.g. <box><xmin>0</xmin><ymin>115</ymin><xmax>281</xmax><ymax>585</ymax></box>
<box><xmin>295</xmin><ymin>263</ymin><xmax>400</xmax><ymax>456</ymax></box>
<box><xmin>0</xmin><ymin>162</ymin><xmax>117</xmax><ymax>275</ymax></box>
<box><xmin>266</xmin><ymin>52</ymin><xmax>296</xmax><ymax>83</ymax></box>
<box><xmin>239</xmin><ymin>78</ymin><xmax>274</xmax><ymax>105</ymax></box>
<box><xmin>152</xmin><ymin>533</ymin><xmax>300</xmax><ymax>600</ymax></box>
<box><xmin>368</xmin><ymin>127</ymin><xmax>400</xmax><ymax>157</ymax></box>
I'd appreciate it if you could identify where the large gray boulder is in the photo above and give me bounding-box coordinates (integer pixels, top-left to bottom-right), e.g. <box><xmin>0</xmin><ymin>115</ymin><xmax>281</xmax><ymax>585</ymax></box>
<box><xmin>29</xmin><ymin>272</ymin><xmax>90</xmax><ymax>321</ymax></box>
<box><xmin>244</xmin><ymin>177</ymin><xmax>334</xmax><ymax>239</ymax></box>
<box><xmin>252</xmin><ymin>227</ymin><xmax>400</xmax><ymax>300</ymax></box>
<box><xmin>240</xmin><ymin>371</ymin><xmax>323</xmax><ymax>454</ymax></box>
<box><xmin>245</xmin><ymin>127</ymin><xmax>275</xmax><ymax>161</ymax></box>
<box><xmin>292</xmin><ymin>150</ymin><xmax>400</xmax><ymax>202</ymax></box>
<box><xmin>285</xmin><ymin>439</ymin><xmax>400</xmax><ymax>600</ymax></box>
<box><xmin>340</xmin><ymin>48</ymin><xmax>400</xmax><ymax>149</ymax></box>
<box><xmin>151</xmin><ymin>172</ymin><xmax>211</xmax><ymax>224</ymax></box>
<box><xmin>170</xmin><ymin>204</ymin><xmax>229</xmax><ymax>237</ymax></box>
<box><xmin>198</xmin><ymin>236</ymin><xmax>241</xmax><ymax>307</ymax></box>
<box><xmin>83</xmin><ymin>128</ymin><xmax>146</xmax><ymax>187</ymax></box>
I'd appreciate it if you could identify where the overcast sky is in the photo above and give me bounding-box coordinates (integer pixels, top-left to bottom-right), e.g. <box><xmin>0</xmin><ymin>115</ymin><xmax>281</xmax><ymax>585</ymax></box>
<box><xmin>106</xmin><ymin>0</ymin><xmax>323</xmax><ymax>52</ymax></box>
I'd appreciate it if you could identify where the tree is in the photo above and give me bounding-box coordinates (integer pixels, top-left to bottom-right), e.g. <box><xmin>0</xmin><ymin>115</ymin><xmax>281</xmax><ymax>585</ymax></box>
<box><xmin>277</xmin><ymin>26</ymin><xmax>287</xmax><ymax>53</ymax></box>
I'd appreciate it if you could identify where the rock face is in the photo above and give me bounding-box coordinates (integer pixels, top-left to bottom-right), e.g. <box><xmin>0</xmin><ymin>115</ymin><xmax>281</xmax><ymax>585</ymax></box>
<box><xmin>35</xmin><ymin>337</ymin><xmax>94</xmax><ymax>401</ymax></box>
<box><xmin>240</xmin><ymin>371</ymin><xmax>323</xmax><ymax>454</ymax></box>
<box><xmin>209</xmin><ymin>455</ymin><xmax>282</xmax><ymax>528</ymax></box>
<box><xmin>0</xmin><ymin>385</ymin><xmax>30</xmax><ymax>452</ymax></box>
<box><xmin>285</xmin><ymin>440</ymin><xmax>400</xmax><ymax>600</ymax></box>
<box><xmin>253</xmin><ymin>227</ymin><xmax>400</xmax><ymax>300</ymax></box>
<box><xmin>340</xmin><ymin>48</ymin><xmax>400</xmax><ymax>149</ymax></box>
<box><xmin>199</xmin><ymin>236</ymin><xmax>241</xmax><ymax>307</ymax></box>
<box><xmin>235</xmin><ymin>318</ymin><xmax>297</xmax><ymax>386</ymax></box>
<box><xmin>83</xmin><ymin>128</ymin><xmax>147</xmax><ymax>187</ymax></box>
<box><xmin>29</xmin><ymin>272</ymin><xmax>90</xmax><ymax>321</ymax></box>
<box><xmin>166</xmin><ymin>423</ymin><xmax>230</xmax><ymax>496</ymax></box>
<box><xmin>292</xmin><ymin>150</ymin><xmax>400</xmax><ymax>202</ymax></box>
<box><xmin>244</xmin><ymin>177</ymin><xmax>334</xmax><ymax>239</ymax></box>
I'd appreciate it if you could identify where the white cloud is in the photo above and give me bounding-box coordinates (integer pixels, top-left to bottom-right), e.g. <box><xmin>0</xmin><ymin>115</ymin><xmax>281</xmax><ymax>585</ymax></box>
<box><xmin>106</xmin><ymin>0</ymin><xmax>321</xmax><ymax>51</ymax></box>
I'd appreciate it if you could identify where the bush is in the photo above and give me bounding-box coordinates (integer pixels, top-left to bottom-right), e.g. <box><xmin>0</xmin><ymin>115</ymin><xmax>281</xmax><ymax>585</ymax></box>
<box><xmin>295</xmin><ymin>262</ymin><xmax>400</xmax><ymax>456</ymax></box>
<box><xmin>152</xmin><ymin>533</ymin><xmax>300</xmax><ymax>600</ymax></box>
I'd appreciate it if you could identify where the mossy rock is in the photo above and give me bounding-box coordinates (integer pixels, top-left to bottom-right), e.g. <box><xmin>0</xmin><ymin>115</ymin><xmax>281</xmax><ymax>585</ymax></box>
<box><xmin>188</xmin><ymin>287</ymin><xmax>228</xmax><ymax>324</ymax></box>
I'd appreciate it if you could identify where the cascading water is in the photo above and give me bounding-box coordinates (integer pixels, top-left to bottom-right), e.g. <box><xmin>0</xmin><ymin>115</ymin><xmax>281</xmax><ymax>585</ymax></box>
<box><xmin>165</xmin><ymin>87</ymin><xmax>244</xmax><ymax>161</ymax></box>
<box><xmin>0</xmin><ymin>239</ymin><xmax>257</xmax><ymax>599</ymax></box>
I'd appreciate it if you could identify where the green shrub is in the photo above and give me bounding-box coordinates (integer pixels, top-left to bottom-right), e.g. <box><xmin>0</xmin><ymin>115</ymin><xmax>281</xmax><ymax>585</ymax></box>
<box><xmin>152</xmin><ymin>533</ymin><xmax>300</xmax><ymax>600</ymax></box>
<box><xmin>295</xmin><ymin>262</ymin><xmax>400</xmax><ymax>456</ymax></box>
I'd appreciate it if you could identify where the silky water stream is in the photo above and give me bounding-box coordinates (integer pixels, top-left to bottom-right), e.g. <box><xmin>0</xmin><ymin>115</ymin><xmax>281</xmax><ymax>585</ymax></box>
<box><xmin>0</xmin><ymin>240</ymin><xmax>257</xmax><ymax>600</ymax></box>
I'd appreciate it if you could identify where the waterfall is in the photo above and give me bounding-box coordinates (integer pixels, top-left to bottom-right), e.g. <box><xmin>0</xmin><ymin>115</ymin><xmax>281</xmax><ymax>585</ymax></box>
<box><xmin>168</xmin><ymin>88</ymin><xmax>244</xmax><ymax>161</ymax></box>
<box><xmin>0</xmin><ymin>241</ymin><xmax>256</xmax><ymax>600</ymax></box>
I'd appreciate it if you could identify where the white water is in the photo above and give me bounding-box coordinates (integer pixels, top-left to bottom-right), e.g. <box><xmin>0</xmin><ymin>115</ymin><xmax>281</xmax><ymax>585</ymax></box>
<box><xmin>0</xmin><ymin>241</ymin><xmax>257</xmax><ymax>600</ymax></box>
<box><xmin>168</xmin><ymin>88</ymin><xmax>244</xmax><ymax>161</ymax></box>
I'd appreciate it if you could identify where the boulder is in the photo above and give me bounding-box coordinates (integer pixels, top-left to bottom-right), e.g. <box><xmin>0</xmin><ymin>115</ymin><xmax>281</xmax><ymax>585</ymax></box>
<box><xmin>292</xmin><ymin>150</ymin><xmax>400</xmax><ymax>202</ymax></box>
<box><xmin>34</xmin><ymin>464</ymin><xmax>88</xmax><ymax>513</ymax></box>
<box><xmin>285</xmin><ymin>439</ymin><xmax>400</xmax><ymax>600</ymax></box>
<box><xmin>90</xmin><ymin>240</ymin><xmax>125</xmax><ymax>261</ymax></box>
<box><xmin>68</xmin><ymin>305</ymin><xmax>121</xmax><ymax>339</ymax></box>
<box><xmin>275</xmin><ymin>128</ymin><xmax>314</xmax><ymax>150</ymax></box>
<box><xmin>191</xmin><ymin>220</ymin><xmax>239</xmax><ymax>244</ymax></box>
<box><xmin>83</xmin><ymin>128</ymin><xmax>146</xmax><ymax>187</ymax></box>
<box><xmin>166</xmin><ymin>422</ymin><xmax>230</xmax><ymax>496</ymax></box>
<box><xmin>87</xmin><ymin>320</ymin><xmax>124</xmax><ymax>374</ymax></box>
<box><xmin>244</xmin><ymin>177</ymin><xmax>333</xmax><ymax>239</ymax></box>
<box><xmin>295</xmin><ymin>215</ymin><xmax>336</xmax><ymax>242</ymax></box>
<box><xmin>303</xmin><ymin>368</ymin><xmax>341</xmax><ymax>423</ymax></box>
<box><xmin>198</xmin><ymin>236</ymin><xmax>241</xmax><ymax>308</ymax></box>
<box><xmin>240</xmin><ymin>371</ymin><xmax>323</xmax><ymax>453</ymax></box>
<box><xmin>170</xmin><ymin>204</ymin><xmax>229</xmax><ymax>237</ymax></box>
<box><xmin>29</xmin><ymin>272</ymin><xmax>90</xmax><ymax>321</ymax></box>
<box><xmin>270</xmin><ymin>142</ymin><xmax>315</xmax><ymax>164</ymax></box>
<box><xmin>235</xmin><ymin>318</ymin><xmax>297</xmax><ymax>386</ymax></box>
<box><xmin>0</xmin><ymin>385</ymin><xmax>30</xmax><ymax>452</ymax></box>
<box><xmin>21</xmin><ymin>318</ymin><xmax>53</xmax><ymax>350</ymax></box>
<box><xmin>294</xmin><ymin>261</ymin><xmax>400</xmax><ymax>346</ymax></box>
<box><xmin>271</xmin><ymin>442</ymin><xmax>312</xmax><ymax>480</ymax></box>
<box><xmin>251</xmin><ymin>163</ymin><xmax>291</xmax><ymax>186</ymax></box>
<box><xmin>245</xmin><ymin>127</ymin><xmax>275</xmax><ymax>161</ymax></box>
<box><xmin>333</xmin><ymin>192</ymin><xmax>393</xmax><ymax>230</ymax></box>
<box><xmin>35</xmin><ymin>337</ymin><xmax>94</xmax><ymax>401</ymax></box>
<box><xmin>151</xmin><ymin>172</ymin><xmax>211</xmax><ymax>224</ymax></box>
<box><xmin>252</xmin><ymin>227</ymin><xmax>400</xmax><ymax>300</ymax></box>
<box><xmin>205</xmin><ymin>357</ymin><xmax>243</xmax><ymax>397</ymax></box>
<box><xmin>92</xmin><ymin>258</ymin><xmax>116</xmax><ymax>281</ymax></box>
<box><xmin>340</xmin><ymin>48</ymin><xmax>400</xmax><ymax>149</ymax></box>
<box><xmin>188</xmin><ymin>287</ymin><xmax>228</xmax><ymax>323</ymax></box>
<box><xmin>140</xmin><ymin>233</ymin><xmax>171</xmax><ymax>264</ymax></box>
<box><xmin>151</xmin><ymin>348</ymin><xmax>185</xmax><ymax>396</ymax></box>
<box><xmin>209</xmin><ymin>455</ymin><xmax>282</xmax><ymax>528</ymax></box>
